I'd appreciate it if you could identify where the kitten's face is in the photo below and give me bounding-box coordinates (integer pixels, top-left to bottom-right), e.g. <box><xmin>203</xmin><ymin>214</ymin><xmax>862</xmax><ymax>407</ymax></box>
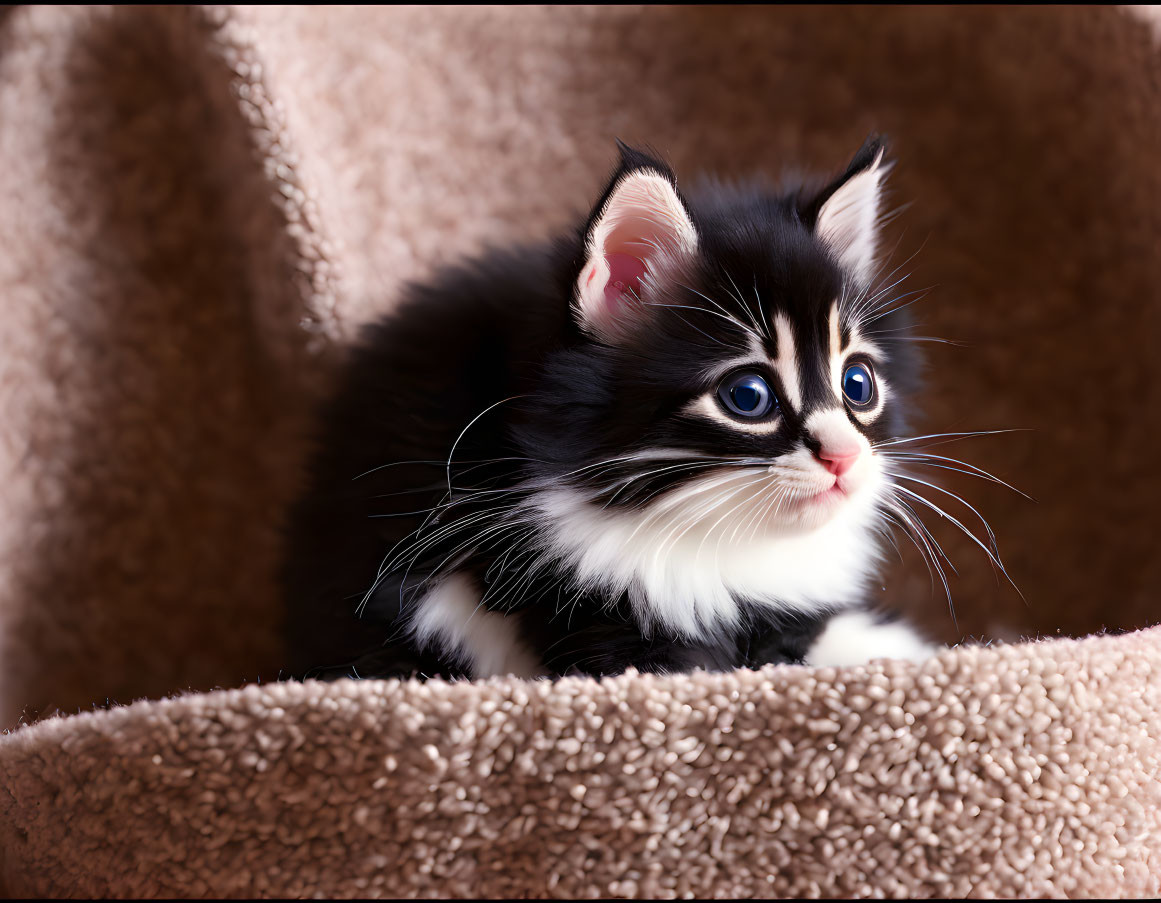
<box><xmin>521</xmin><ymin>141</ymin><xmax>911</xmax><ymax>554</ymax></box>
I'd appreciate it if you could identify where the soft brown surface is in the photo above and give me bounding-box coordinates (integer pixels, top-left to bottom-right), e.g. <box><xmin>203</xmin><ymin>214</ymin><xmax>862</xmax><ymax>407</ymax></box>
<box><xmin>3</xmin><ymin>629</ymin><xmax>1161</xmax><ymax>898</ymax></box>
<box><xmin>0</xmin><ymin>4</ymin><xmax>1160</xmax><ymax>898</ymax></box>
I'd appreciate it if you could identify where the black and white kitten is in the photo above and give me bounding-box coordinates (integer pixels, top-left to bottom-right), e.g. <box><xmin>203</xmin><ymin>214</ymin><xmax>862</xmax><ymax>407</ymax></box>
<box><xmin>281</xmin><ymin>137</ymin><xmax>937</xmax><ymax>681</ymax></box>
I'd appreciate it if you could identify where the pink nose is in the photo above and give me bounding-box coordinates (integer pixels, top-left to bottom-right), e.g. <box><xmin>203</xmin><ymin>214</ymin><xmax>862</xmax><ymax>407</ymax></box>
<box><xmin>817</xmin><ymin>448</ymin><xmax>860</xmax><ymax>477</ymax></box>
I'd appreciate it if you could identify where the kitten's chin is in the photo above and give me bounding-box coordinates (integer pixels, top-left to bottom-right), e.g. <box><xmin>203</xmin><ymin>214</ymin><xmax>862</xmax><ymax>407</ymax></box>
<box><xmin>770</xmin><ymin>471</ymin><xmax>881</xmax><ymax>535</ymax></box>
<box><xmin>794</xmin><ymin>483</ymin><xmax>848</xmax><ymax>519</ymax></box>
<box><xmin>778</xmin><ymin>489</ymin><xmax>849</xmax><ymax>533</ymax></box>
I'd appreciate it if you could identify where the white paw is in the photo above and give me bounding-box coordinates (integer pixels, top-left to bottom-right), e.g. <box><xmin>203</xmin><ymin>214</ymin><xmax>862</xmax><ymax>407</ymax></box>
<box><xmin>804</xmin><ymin>610</ymin><xmax>938</xmax><ymax>668</ymax></box>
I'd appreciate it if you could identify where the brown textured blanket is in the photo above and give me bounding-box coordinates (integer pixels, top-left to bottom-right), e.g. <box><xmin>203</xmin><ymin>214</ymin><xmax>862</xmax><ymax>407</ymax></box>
<box><xmin>1</xmin><ymin>4</ymin><xmax>1160</xmax><ymax>897</ymax></box>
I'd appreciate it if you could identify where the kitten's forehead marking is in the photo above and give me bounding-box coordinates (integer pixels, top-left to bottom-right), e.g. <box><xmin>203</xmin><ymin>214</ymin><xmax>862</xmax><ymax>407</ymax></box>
<box><xmin>694</xmin><ymin>300</ymin><xmax>886</xmax><ymax>430</ymax></box>
<box><xmin>829</xmin><ymin>303</ymin><xmax>844</xmax><ymax>400</ymax></box>
<box><xmin>772</xmin><ymin>313</ymin><xmax>803</xmax><ymax>412</ymax></box>
<box><xmin>831</xmin><ymin>301</ymin><xmax>889</xmax><ymax>424</ymax></box>
<box><xmin>694</xmin><ymin>316</ymin><xmax>800</xmax><ymax>416</ymax></box>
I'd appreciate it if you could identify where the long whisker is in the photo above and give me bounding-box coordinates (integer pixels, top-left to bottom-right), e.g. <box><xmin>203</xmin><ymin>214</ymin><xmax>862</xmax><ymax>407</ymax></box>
<box><xmin>353</xmin><ymin>455</ymin><xmax>540</xmax><ymax>482</ymax></box>
<box><xmin>888</xmin><ymin>470</ymin><xmax>1002</xmax><ymax>554</ymax></box>
<box><xmin>677</xmin><ymin>283</ymin><xmax>764</xmax><ymax>341</ymax></box>
<box><xmin>751</xmin><ymin>274</ymin><xmax>773</xmax><ymax>339</ymax></box>
<box><xmin>892</xmin><ymin>484</ymin><xmax>1024</xmax><ymax>602</ymax></box>
<box><xmin>873</xmin><ymin>429</ymin><xmax>1031</xmax><ymax>449</ymax></box>
<box><xmin>640</xmin><ymin>300</ymin><xmax>735</xmax><ymax>349</ymax></box>
<box><xmin>876</xmin><ymin>336</ymin><xmax>968</xmax><ymax>347</ymax></box>
<box><xmin>445</xmin><ymin>395</ymin><xmax>528</xmax><ymax>495</ymax></box>
<box><xmin>880</xmin><ymin>451</ymin><xmax>1034</xmax><ymax>500</ymax></box>
<box><xmin>645</xmin><ymin>471</ymin><xmax>766</xmax><ymax>570</ymax></box>
<box><xmin>882</xmin><ymin>497</ymin><xmax>957</xmax><ymax>627</ymax></box>
<box><xmin>692</xmin><ymin>472</ymin><xmax>774</xmax><ymax>563</ymax></box>
<box><xmin>722</xmin><ymin>267</ymin><xmax>767</xmax><ymax>339</ymax></box>
<box><xmin>885</xmin><ymin>508</ymin><xmax>956</xmax><ymax>628</ymax></box>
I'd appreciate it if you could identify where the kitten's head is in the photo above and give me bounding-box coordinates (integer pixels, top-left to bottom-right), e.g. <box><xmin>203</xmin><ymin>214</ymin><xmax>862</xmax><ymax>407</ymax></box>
<box><xmin>517</xmin><ymin>139</ymin><xmax>917</xmax><ymax>631</ymax></box>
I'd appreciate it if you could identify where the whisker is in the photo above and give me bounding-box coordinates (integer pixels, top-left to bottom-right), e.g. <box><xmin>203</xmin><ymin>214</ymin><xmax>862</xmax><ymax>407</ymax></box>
<box><xmin>889</xmin><ymin>470</ymin><xmax>1002</xmax><ymax>553</ymax></box>
<box><xmin>445</xmin><ymin>395</ymin><xmax>528</xmax><ymax>495</ymax></box>
<box><xmin>352</xmin><ymin>455</ymin><xmax>540</xmax><ymax>482</ymax></box>
<box><xmin>721</xmin><ymin>267</ymin><xmax>767</xmax><ymax>339</ymax></box>
<box><xmin>880</xmin><ymin>451</ymin><xmax>1034</xmax><ymax>500</ymax></box>
<box><xmin>677</xmin><ymin>283</ymin><xmax>764</xmax><ymax>341</ymax></box>
<box><xmin>876</xmin><ymin>336</ymin><xmax>967</xmax><ymax>347</ymax></box>
<box><xmin>882</xmin><ymin>497</ymin><xmax>957</xmax><ymax>626</ymax></box>
<box><xmin>873</xmin><ymin>429</ymin><xmax>1031</xmax><ymax>449</ymax></box>
<box><xmin>892</xmin><ymin>484</ymin><xmax>1024</xmax><ymax>602</ymax></box>
<box><xmin>752</xmin><ymin>274</ymin><xmax>772</xmax><ymax>339</ymax></box>
<box><xmin>692</xmin><ymin>472</ymin><xmax>774</xmax><ymax>564</ymax></box>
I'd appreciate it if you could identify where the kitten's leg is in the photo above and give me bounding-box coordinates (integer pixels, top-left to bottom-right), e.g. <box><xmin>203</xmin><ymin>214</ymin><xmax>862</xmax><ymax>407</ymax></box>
<box><xmin>803</xmin><ymin>609</ymin><xmax>938</xmax><ymax>667</ymax></box>
<box><xmin>409</xmin><ymin>571</ymin><xmax>547</xmax><ymax>679</ymax></box>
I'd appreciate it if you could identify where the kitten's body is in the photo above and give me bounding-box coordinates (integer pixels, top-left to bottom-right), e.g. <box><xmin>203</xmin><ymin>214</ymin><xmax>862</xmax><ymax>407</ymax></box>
<box><xmin>282</xmin><ymin>139</ymin><xmax>935</xmax><ymax>681</ymax></box>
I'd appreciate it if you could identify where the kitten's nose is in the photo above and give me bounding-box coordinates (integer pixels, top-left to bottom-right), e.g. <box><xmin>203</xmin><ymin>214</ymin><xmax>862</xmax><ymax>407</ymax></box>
<box><xmin>806</xmin><ymin>409</ymin><xmax>864</xmax><ymax>479</ymax></box>
<box><xmin>817</xmin><ymin>447</ymin><xmax>860</xmax><ymax>477</ymax></box>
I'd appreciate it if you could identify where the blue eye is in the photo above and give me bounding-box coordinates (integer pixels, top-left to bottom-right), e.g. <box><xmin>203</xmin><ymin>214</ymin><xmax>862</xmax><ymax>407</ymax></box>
<box><xmin>842</xmin><ymin>362</ymin><xmax>875</xmax><ymax>408</ymax></box>
<box><xmin>718</xmin><ymin>373</ymin><xmax>776</xmax><ymax>418</ymax></box>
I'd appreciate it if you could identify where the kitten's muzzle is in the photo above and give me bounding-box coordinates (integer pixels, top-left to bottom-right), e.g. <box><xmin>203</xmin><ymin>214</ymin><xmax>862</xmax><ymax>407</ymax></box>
<box><xmin>817</xmin><ymin>446</ymin><xmax>859</xmax><ymax>478</ymax></box>
<box><xmin>804</xmin><ymin>408</ymin><xmax>866</xmax><ymax>482</ymax></box>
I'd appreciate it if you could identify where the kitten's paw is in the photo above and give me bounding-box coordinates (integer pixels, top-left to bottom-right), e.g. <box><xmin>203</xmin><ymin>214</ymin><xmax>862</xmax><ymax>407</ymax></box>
<box><xmin>804</xmin><ymin>609</ymin><xmax>938</xmax><ymax>668</ymax></box>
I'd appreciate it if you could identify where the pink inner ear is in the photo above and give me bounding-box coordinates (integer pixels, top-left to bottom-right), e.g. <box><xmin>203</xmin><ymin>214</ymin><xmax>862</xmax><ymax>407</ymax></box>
<box><xmin>603</xmin><ymin>252</ymin><xmax>648</xmax><ymax>307</ymax></box>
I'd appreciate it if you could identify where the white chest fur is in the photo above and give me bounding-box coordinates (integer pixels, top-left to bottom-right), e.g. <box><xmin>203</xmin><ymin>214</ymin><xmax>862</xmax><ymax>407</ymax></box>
<box><xmin>528</xmin><ymin>483</ymin><xmax>886</xmax><ymax>639</ymax></box>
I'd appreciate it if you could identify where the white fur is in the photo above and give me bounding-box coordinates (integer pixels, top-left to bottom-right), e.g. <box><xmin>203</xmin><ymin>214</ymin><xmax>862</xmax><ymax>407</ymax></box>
<box><xmin>829</xmin><ymin>303</ymin><xmax>888</xmax><ymax>425</ymax></box>
<box><xmin>410</xmin><ymin>573</ymin><xmax>545</xmax><ymax>678</ymax></box>
<box><xmin>817</xmin><ymin>150</ymin><xmax>886</xmax><ymax>286</ymax></box>
<box><xmin>772</xmin><ymin>313</ymin><xmax>803</xmax><ymax>411</ymax></box>
<box><xmin>804</xmin><ymin>409</ymin><xmax>869</xmax><ymax>477</ymax></box>
<box><xmin>828</xmin><ymin>302</ymin><xmax>844</xmax><ymax>400</ymax></box>
<box><xmin>804</xmin><ymin>609</ymin><xmax>937</xmax><ymax>667</ymax></box>
<box><xmin>528</xmin><ymin>461</ymin><xmax>886</xmax><ymax>639</ymax></box>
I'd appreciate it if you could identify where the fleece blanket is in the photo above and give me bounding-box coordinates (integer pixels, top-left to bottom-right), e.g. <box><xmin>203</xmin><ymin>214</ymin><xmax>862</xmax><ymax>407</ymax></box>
<box><xmin>0</xmin><ymin>4</ymin><xmax>1159</xmax><ymax>897</ymax></box>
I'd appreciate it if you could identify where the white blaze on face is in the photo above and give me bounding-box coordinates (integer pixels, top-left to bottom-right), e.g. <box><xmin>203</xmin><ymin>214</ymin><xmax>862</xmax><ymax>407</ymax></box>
<box><xmin>804</xmin><ymin>408</ymin><xmax>873</xmax><ymax>491</ymax></box>
<box><xmin>680</xmin><ymin>295</ymin><xmax>889</xmax><ymax>534</ymax></box>
<box><xmin>772</xmin><ymin>313</ymin><xmax>803</xmax><ymax>412</ymax></box>
<box><xmin>829</xmin><ymin>302</ymin><xmax>844</xmax><ymax>402</ymax></box>
<box><xmin>829</xmin><ymin>301</ymin><xmax>887</xmax><ymax>425</ymax></box>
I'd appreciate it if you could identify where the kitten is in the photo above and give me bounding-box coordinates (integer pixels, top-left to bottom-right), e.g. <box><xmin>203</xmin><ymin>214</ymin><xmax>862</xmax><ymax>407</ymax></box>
<box><xmin>281</xmin><ymin>137</ymin><xmax>938</xmax><ymax>681</ymax></box>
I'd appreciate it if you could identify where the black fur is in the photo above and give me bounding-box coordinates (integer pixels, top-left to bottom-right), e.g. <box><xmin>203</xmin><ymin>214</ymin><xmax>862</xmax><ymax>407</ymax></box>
<box><xmin>281</xmin><ymin>138</ymin><xmax>917</xmax><ymax>681</ymax></box>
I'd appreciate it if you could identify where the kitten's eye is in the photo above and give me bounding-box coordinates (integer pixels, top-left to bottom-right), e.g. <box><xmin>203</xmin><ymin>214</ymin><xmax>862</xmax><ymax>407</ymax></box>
<box><xmin>718</xmin><ymin>373</ymin><xmax>776</xmax><ymax>418</ymax></box>
<box><xmin>842</xmin><ymin>362</ymin><xmax>876</xmax><ymax>408</ymax></box>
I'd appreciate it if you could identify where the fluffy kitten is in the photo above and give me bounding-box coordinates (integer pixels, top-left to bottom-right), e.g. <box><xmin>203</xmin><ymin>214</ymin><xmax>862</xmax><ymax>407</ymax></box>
<box><xmin>281</xmin><ymin>137</ymin><xmax>938</xmax><ymax>681</ymax></box>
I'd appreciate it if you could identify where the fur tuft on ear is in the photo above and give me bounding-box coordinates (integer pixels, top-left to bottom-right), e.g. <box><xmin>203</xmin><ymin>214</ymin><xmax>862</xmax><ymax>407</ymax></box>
<box><xmin>801</xmin><ymin>136</ymin><xmax>890</xmax><ymax>287</ymax></box>
<box><xmin>574</xmin><ymin>144</ymin><xmax>698</xmax><ymax>342</ymax></box>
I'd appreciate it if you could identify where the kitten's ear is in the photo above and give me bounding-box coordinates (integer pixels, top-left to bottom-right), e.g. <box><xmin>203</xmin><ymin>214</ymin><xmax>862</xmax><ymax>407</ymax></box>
<box><xmin>575</xmin><ymin>142</ymin><xmax>698</xmax><ymax>342</ymax></box>
<box><xmin>800</xmin><ymin>136</ymin><xmax>889</xmax><ymax>286</ymax></box>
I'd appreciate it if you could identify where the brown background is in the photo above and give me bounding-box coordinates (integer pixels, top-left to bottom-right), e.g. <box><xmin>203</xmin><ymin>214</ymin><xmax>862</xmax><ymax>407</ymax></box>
<box><xmin>0</xmin><ymin>5</ymin><xmax>1159</xmax><ymax>729</ymax></box>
